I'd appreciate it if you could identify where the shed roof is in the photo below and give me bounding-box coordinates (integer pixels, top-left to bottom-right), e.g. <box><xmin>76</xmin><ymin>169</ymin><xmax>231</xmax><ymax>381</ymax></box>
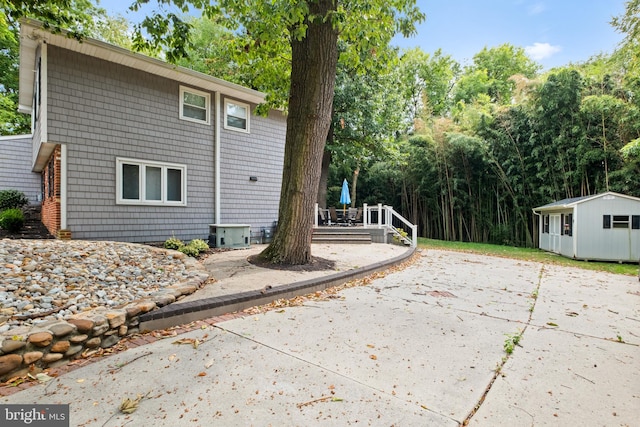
<box><xmin>533</xmin><ymin>191</ymin><xmax>640</xmax><ymax>212</ymax></box>
<box><xmin>18</xmin><ymin>19</ymin><xmax>266</xmax><ymax>114</ymax></box>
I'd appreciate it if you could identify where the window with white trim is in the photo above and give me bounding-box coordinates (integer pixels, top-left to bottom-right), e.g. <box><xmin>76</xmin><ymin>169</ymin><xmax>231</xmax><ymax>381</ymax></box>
<box><xmin>180</xmin><ymin>86</ymin><xmax>210</xmax><ymax>124</ymax></box>
<box><xmin>116</xmin><ymin>158</ymin><xmax>186</xmax><ymax>206</ymax></box>
<box><xmin>224</xmin><ymin>99</ymin><xmax>250</xmax><ymax>132</ymax></box>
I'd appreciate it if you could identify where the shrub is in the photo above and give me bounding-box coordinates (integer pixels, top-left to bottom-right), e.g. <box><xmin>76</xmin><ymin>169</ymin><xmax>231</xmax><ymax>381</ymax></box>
<box><xmin>178</xmin><ymin>244</ymin><xmax>200</xmax><ymax>257</ymax></box>
<box><xmin>0</xmin><ymin>208</ymin><xmax>25</xmax><ymax>233</ymax></box>
<box><xmin>165</xmin><ymin>236</ymin><xmax>210</xmax><ymax>257</ymax></box>
<box><xmin>164</xmin><ymin>236</ymin><xmax>184</xmax><ymax>250</ymax></box>
<box><xmin>189</xmin><ymin>239</ymin><xmax>210</xmax><ymax>252</ymax></box>
<box><xmin>0</xmin><ymin>190</ymin><xmax>29</xmax><ymax>211</ymax></box>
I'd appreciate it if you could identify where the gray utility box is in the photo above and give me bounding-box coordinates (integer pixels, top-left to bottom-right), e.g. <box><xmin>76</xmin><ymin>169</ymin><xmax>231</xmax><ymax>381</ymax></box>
<box><xmin>208</xmin><ymin>224</ymin><xmax>250</xmax><ymax>249</ymax></box>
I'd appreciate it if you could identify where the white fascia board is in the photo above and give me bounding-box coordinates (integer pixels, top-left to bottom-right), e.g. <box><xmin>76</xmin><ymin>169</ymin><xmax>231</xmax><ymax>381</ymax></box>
<box><xmin>18</xmin><ymin>19</ymin><xmax>266</xmax><ymax>110</ymax></box>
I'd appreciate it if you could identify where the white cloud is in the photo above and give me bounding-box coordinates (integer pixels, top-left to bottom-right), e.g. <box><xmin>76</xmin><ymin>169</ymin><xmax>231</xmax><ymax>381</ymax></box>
<box><xmin>528</xmin><ymin>3</ymin><xmax>546</xmax><ymax>15</ymax></box>
<box><xmin>525</xmin><ymin>42</ymin><xmax>562</xmax><ymax>60</ymax></box>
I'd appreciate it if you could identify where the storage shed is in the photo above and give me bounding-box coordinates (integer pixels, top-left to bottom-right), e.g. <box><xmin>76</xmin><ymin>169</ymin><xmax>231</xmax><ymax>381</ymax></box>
<box><xmin>533</xmin><ymin>192</ymin><xmax>640</xmax><ymax>262</ymax></box>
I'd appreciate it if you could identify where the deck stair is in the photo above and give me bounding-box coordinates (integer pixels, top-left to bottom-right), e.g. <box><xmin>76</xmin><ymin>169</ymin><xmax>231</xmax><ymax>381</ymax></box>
<box><xmin>312</xmin><ymin>227</ymin><xmax>372</xmax><ymax>244</ymax></box>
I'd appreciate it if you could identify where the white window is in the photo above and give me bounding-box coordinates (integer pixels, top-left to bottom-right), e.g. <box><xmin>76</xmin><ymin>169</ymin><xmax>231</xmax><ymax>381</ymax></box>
<box><xmin>116</xmin><ymin>158</ymin><xmax>187</xmax><ymax>206</ymax></box>
<box><xmin>180</xmin><ymin>86</ymin><xmax>210</xmax><ymax>124</ymax></box>
<box><xmin>224</xmin><ymin>99</ymin><xmax>250</xmax><ymax>132</ymax></box>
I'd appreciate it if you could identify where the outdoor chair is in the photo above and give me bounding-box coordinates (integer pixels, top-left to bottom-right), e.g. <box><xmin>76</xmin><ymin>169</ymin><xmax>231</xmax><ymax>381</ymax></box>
<box><xmin>318</xmin><ymin>209</ymin><xmax>328</xmax><ymax>225</ymax></box>
<box><xmin>352</xmin><ymin>207</ymin><xmax>362</xmax><ymax>224</ymax></box>
<box><xmin>329</xmin><ymin>207</ymin><xmax>338</xmax><ymax>225</ymax></box>
<box><xmin>347</xmin><ymin>207</ymin><xmax>358</xmax><ymax>224</ymax></box>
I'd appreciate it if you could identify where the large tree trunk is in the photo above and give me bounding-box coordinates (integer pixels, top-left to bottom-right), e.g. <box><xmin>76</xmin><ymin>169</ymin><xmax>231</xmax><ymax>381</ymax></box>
<box><xmin>260</xmin><ymin>0</ymin><xmax>339</xmax><ymax>265</ymax></box>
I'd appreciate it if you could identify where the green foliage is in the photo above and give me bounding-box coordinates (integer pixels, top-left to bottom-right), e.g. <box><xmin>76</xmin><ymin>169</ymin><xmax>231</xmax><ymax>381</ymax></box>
<box><xmin>0</xmin><ymin>208</ymin><xmax>24</xmax><ymax>232</ymax></box>
<box><xmin>178</xmin><ymin>243</ymin><xmax>200</xmax><ymax>257</ymax></box>
<box><xmin>503</xmin><ymin>331</ymin><xmax>522</xmax><ymax>355</ymax></box>
<box><xmin>163</xmin><ymin>236</ymin><xmax>184</xmax><ymax>250</ymax></box>
<box><xmin>0</xmin><ymin>10</ymin><xmax>31</xmax><ymax>135</ymax></box>
<box><xmin>165</xmin><ymin>236</ymin><xmax>210</xmax><ymax>257</ymax></box>
<box><xmin>2</xmin><ymin>0</ymin><xmax>103</xmax><ymax>39</ymax></box>
<box><xmin>0</xmin><ymin>189</ymin><xmax>28</xmax><ymax>211</ymax></box>
<box><xmin>188</xmin><ymin>239</ymin><xmax>210</xmax><ymax>252</ymax></box>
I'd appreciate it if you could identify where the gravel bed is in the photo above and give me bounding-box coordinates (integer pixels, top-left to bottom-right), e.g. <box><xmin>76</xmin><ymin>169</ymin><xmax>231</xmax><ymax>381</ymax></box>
<box><xmin>0</xmin><ymin>239</ymin><xmax>197</xmax><ymax>332</ymax></box>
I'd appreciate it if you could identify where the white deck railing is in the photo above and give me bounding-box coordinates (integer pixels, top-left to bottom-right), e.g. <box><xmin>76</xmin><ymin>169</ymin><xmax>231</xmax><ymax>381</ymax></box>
<box><xmin>313</xmin><ymin>202</ymin><xmax>417</xmax><ymax>248</ymax></box>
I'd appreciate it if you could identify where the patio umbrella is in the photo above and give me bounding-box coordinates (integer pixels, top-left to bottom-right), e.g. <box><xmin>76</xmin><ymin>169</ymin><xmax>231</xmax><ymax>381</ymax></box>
<box><xmin>340</xmin><ymin>178</ymin><xmax>351</xmax><ymax>215</ymax></box>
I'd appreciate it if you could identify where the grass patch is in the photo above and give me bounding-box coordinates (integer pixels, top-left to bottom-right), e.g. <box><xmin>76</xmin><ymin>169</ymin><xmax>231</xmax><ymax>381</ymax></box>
<box><xmin>418</xmin><ymin>238</ymin><xmax>638</xmax><ymax>276</ymax></box>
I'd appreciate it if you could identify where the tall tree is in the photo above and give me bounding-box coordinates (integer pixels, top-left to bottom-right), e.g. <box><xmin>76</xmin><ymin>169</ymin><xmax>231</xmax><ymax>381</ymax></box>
<box><xmin>6</xmin><ymin>0</ymin><xmax>423</xmax><ymax>264</ymax></box>
<box><xmin>465</xmin><ymin>44</ymin><xmax>540</xmax><ymax>104</ymax></box>
<box><xmin>131</xmin><ymin>0</ymin><xmax>424</xmax><ymax>264</ymax></box>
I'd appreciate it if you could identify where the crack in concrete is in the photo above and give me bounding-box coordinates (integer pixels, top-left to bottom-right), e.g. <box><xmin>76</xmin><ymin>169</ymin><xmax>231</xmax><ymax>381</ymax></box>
<box><xmin>460</xmin><ymin>264</ymin><xmax>545</xmax><ymax>426</ymax></box>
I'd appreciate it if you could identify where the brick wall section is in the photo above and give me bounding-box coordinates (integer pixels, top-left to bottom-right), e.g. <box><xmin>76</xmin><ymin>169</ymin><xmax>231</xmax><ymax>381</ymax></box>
<box><xmin>45</xmin><ymin>45</ymin><xmax>286</xmax><ymax>243</ymax></box>
<box><xmin>40</xmin><ymin>145</ymin><xmax>61</xmax><ymax>237</ymax></box>
<box><xmin>0</xmin><ymin>135</ymin><xmax>41</xmax><ymax>203</ymax></box>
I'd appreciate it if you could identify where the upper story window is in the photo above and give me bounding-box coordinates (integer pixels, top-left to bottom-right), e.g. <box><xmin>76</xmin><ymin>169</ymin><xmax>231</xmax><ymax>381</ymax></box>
<box><xmin>224</xmin><ymin>99</ymin><xmax>250</xmax><ymax>132</ymax></box>
<box><xmin>116</xmin><ymin>158</ymin><xmax>187</xmax><ymax>206</ymax></box>
<box><xmin>180</xmin><ymin>86</ymin><xmax>210</xmax><ymax>125</ymax></box>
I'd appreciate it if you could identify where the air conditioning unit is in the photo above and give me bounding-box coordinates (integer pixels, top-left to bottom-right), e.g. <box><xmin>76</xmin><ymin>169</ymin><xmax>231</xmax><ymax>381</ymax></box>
<box><xmin>208</xmin><ymin>224</ymin><xmax>250</xmax><ymax>248</ymax></box>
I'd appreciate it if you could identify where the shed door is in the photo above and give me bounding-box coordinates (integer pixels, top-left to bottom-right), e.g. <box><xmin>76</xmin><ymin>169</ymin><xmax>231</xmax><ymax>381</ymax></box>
<box><xmin>550</xmin><ymin>214</ymin><xmax>561</xmax><ymax>253</ymax></box>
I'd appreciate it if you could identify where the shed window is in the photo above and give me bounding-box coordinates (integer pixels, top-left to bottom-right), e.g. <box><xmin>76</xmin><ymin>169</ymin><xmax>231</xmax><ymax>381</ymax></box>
<box><xmin>603</xmin><ymin>215</ymin><xmax>611</xmax><ymax>229</ymax></box>
<box><xmin>543</xmin><ymin>215</ymin><xmax>549</xmax><ymax>233</ymax></box>
<box><xmin>563</xmin><ymin>213</ymin><xmax>573</xmax><ymax>236</ymax></box>
<box><xmin>632</xmin><ymin>215</ymin><xmax>640</xmax><ymax>230</ymax></box>
<box><xmin>612</xmin><ymin>215</ymin><xmax>629</xmax><ymax>229</ymax></box>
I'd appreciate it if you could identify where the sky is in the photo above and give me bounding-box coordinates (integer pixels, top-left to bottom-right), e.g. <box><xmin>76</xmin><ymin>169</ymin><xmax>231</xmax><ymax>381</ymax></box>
<box><xmin>392</xmin><ymin>0</ymin><xmax>626</xmax><ymax>70</ymax></box>
<box><xmin>100</xmin><ymin>0</ymin><xmax>627</xmax><ymax>70</ymax></box>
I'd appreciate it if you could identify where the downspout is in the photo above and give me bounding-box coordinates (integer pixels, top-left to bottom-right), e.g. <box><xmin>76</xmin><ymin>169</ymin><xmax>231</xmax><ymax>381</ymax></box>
<box><xmin>60</xmin><ymin>144</ymin><xmax>67</xmax><ymax>230</ymax></box>
<box><xmin>215</xmin><ymin>92</ymin><xmax>221</xmax><ymax>224</ymax></box>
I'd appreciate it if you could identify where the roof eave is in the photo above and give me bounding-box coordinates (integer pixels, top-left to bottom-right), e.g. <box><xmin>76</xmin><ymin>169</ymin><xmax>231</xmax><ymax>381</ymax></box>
<box><xmin>18</xmin><ymin>19</ymin><xmax>266</xmax><ymax>108</ymax></box>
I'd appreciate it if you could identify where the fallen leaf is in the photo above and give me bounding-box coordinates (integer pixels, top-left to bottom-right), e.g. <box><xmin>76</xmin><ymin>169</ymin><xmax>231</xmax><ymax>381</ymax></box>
<box><xmin>366</xmin><ymin>344</ymin><xmax>375</xmax><ymax>348</ymax></box>
<box><xmin>197</xmin><ymin>372</ymin><xmax>207</xmax><ymax>377</ymax></box>
<box><xmin>75</xmin><ymin>378</ymin><xmax>85</xmax><ymax>383</ymax></box>
<box><xmin>546</xmin><ymin>322</ymin><xmax>558</xmax><ymax>327</ymax></box>
<box><xmin>369</xmin><ymin>354</ymin><xmax>377</xmax><ymax>360</ymax></box>
<box><xmin>120</xmin><ymin>394</ymin><xmax>145</xmax><ymax>414</ymax></box>
<box><xmin>172</xmin><ymin>338</ymin><xmax>200</xmax><ymax>349</ymax></box>
<box><xmin>205</xmin><ymin>359</ymin><xmax>215</xmax><ymax>369</ymax></box>
<box><xmin>565</xmin><ymin>311</ymin><xmax>579</xmax><ymax>317</ymax></box>
<box><xmin>168</xmin><ymin>354</ymin><xmax>176</xmax><ymax>361</ymax></box>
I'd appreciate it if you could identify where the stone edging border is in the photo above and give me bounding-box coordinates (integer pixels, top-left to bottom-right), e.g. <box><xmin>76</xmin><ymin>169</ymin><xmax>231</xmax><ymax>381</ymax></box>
<box><xmin>0</xmin><ymin>248</ymin><xmax>209</xmax><ymax>382</ymax></box>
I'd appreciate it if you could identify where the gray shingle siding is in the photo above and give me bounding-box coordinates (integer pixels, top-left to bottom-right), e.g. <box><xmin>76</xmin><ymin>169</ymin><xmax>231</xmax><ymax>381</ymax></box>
<box><xmin>47</xmin><ymin>46</ymin><xmax>214</xmax><ymax>242</ymax></box>
<box><xmin>0</xmin><ymin>135</ymin><xmax>41</xmax><ymax>203</ymax></box>
<box><xmin>45</xmin><ymin>46</ymin><xmax>286</xmax><ymax>243</ymax></box>
<box><xmin>219</xmin><ymin>99</ymin><xmax>286</xmax><ymax>233</ymax></box>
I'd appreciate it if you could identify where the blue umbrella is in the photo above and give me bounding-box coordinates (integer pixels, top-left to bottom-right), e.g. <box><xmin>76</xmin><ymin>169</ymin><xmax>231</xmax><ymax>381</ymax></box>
<box><xmin>340</xmin><ymin>179</ymin><xmax>351</xmax><ymax>215</ymax></box>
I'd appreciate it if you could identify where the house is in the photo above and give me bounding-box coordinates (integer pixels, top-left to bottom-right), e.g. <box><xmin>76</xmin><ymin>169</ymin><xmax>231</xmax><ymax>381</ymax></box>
<box><xmin>12</xmin><ymin>19</ymin><xmax>286</xmax><ymax>243</ymax></box>
<box><xmin>0</xmin><ymin>134</ymin><xmax>40</xmax><ymax>203</ymax></box>
<box><xmin>533</xmin><ymin>192</ymin><xmax>640</xmax><ymax>262</ymax></box>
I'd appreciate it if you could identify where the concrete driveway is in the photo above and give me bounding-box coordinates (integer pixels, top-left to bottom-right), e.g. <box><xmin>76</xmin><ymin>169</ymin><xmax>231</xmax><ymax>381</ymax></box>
<box><xmin>2</xmin><ymin>249</ymin><xmax>638</xmax><ymax>426</ymax></box>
